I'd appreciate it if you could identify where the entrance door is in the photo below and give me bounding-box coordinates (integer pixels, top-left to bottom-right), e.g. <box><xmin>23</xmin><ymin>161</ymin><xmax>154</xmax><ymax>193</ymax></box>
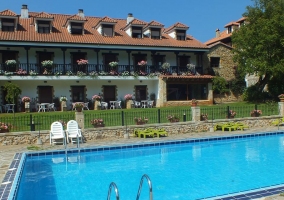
<box><xmin>135</xmin><ymin>86</ymin><xmax>147</xmax><ymax>101</ymax></box>
<box><xmin>103</xmin><ymin>86</ymin><xmax>116</xmax><ymax>105</ymax></box>
<box><xmin>71</xmin><ymin>86</ymin><xmax>85</xmax><ymax>102</ymax></box>
<box><xmin>38</xmin><ymin>86</ymin><xmax>53</xmax><ymax>103</ymax></box>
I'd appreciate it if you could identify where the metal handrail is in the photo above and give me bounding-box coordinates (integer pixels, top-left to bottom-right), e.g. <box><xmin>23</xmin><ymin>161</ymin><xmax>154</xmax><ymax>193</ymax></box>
<box><xmin>136</xmin><ymin>174</ymin><xmax>153</xmax><ymax>200</ymax></box>
<box><xmin>107</xmin><ymin>182</ymin><xmax>120</xmax><ymax>200</ymax></box>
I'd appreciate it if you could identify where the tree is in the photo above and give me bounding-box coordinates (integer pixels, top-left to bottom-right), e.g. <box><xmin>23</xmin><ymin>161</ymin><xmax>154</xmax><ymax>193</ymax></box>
<box><xmin>3</xmin><ymin>83</ymin><xmax>22</xmax><ymax>103</ymax></box>
<box><xmin>212</xmin><ymin>76</ymin><xmax>229</xmax><ymax>103</ymax></box>
<box><xmin>232</xmin><ymin>0</ymin><xmax>284</xmax><ymax>92</ymax></box>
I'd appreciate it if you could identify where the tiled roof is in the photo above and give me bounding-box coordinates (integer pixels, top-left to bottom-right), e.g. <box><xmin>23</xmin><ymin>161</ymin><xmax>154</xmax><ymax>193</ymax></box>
<box><xmin>204</xmin><ymin>30</ymin><xmax>231</xmax><ymax>46</ymax></box>
<box><xmin>34</xmin><ymin>12</ymin><xmax>54</xmax><ymax>19</ymax></box>
<box><xmin>144</xmin><ymin>20</ymin><xmax>164</xmax><ymax>29</ymax></box>
<box><xmin>160</xmin><ymin>75</ymin><xmax>214</xmax><ymax>79</ymax></box>
<box><xmin>0</xmin><ymin>10</ymin><xmax>208</xmax><ymax>49</ymax></box>
<box><xmin>164</xmin><ymin>22</ymin><xmax>189</xmax><ymax>33</ymax></box>
<box><xmin>236</xmin><ymin>17</ymin><xmax>246</xmax><ymax>23</ymax></box>
<box><xmin>0</xmin><ymin>9</ymin><xmax>17</xmax><ymax>17</ymax></box>
<box><xmin>129</xmin><ymin>19</ymin><xmax>147</xmax><ymax>25</ymax></box>
<box><xmin>224</xmin><ymin>21</ymin><xmax>239</xmax><ymax>28</ymax></box>
<box><xmin>207</xmin><ymin>41</ymin><xmax>233</xmax><ymax>49</ymax></box>
<box><xmin>99</xmin><ymin>16</ymin><xmax>117</xmax><ymax>23</ymax></box>
<box><xmin>67</xmin><ymin>14</ymin><xmax>87</xmax><ymax>21</ymax></box>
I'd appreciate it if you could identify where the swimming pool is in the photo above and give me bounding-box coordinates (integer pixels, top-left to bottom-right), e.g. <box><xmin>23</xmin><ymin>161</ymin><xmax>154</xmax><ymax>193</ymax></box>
<box><xmin>3</xmin><ymin>131</ymin><xmax>284</xmax><ymax>200</ymax></box>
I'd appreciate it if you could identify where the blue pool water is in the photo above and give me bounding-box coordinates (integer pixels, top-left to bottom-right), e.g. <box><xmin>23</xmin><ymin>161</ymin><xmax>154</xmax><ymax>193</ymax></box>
<box><xmin>15</xmin><ymin>134</ymin><xmax>284</xmax><ymax>200</ymax></box>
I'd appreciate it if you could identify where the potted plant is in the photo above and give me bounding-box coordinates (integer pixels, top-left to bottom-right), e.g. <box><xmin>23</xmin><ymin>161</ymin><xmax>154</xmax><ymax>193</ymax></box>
<box><xmin>227</xmin><ymin>110</ymin><xmax>236</xmax><ymax>118</ymax></box>
<box><xmin>250</xmin><ymin>109</ymin><xmax>262</xmax><ymax>117</ymax></box>
<box><xmin>41</xmin><ymin>60</ymin><xmax>53</xmax><ymax>68</ymax></box>
<box><xmin>278</xmin><ymin>94</ymin><xmax>284</xmax><ymax>102</ymax></box>
<box><xmin>0</xmin><ymin>122</ymin><xmax>11</xmax><ymax>133</ymax></box>
<box><xmin>60</xmin><ymin>97</ymin><xmax>67</xmax><ymax>111</ymax></box>
<box><xmin>5</xmin><ymin>59</ymin><xmax>17</xmax><ymax>71</ymax></box>
<box><xmin>161</xmin><ymin>62</ymin><xmax>170</xmax><ymax>70</ymax></box>
<box><xmin>124</xmin><ymin>94</ymin><xmax>133</xmax><ymax>109</ymax></box>
<box><xmin>22</xmin><ymin>96</ymin><xmax>31</xmax><ymax>112</ymax></box>
<box><xmin>74</xmin><ymin>102</ymin><xmax>84</xmax><ymax>112</ymax></box>
<box><xmin>167</xmin><ymin>114</ymin><xmax>180</xmax><ymax>123</ymax></box>
<box><xmin>134</xmin><ymin>117</ymin><xmax>148</xmax><ymax>125</ymax></box>
<box><xmin>200</xmin><ymin>113</ymin><xmax>208</xmax><ymax>121</ymax></box>
<box><xmin>77</xmin><ymin>59</ymin><xmax>88</xmax><ymax>65</ymax></box>
<box><xmin>90</xmin><ymin>118</ymin><xmax>104</xmax><ymax>128</ymax></box>
<box><xmin>92</xmin><ymin>94</ymin><xmax>101</xmax><ymax>101</ymax></box>
<box><xmin>138</xmin><ymin>60</ymin><xmax>147</xmax><ymax>67</ymax></box>
<box><xmin>109</xmin><ymin>61</ymin><xmax>118</xmax><ymax>68</ymax></box>
<box><xmin>191</xmin><ymin>99</ymin><xmax>198</xmax><ymax>107</ymax></box>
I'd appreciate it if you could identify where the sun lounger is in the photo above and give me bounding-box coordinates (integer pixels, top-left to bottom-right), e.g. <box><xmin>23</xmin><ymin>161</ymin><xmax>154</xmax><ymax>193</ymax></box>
<box><xmin>134</xmin><ymin>128</ymin><xmax>155</xmax><ymax>138</ymax></box>
<box><xmin>272</xmin><ymin>118</ymin><xmax>284</xmax><ymax>126</ymax></box>
<box><xmin>152</xmin><ymin>128</ymin><xmax>168</xmax><ymax>137</ymax></box>
<box><xmin>234</xmin><ymin>122</ymin><xmax>249</xmax><ymax>131</ymax></box>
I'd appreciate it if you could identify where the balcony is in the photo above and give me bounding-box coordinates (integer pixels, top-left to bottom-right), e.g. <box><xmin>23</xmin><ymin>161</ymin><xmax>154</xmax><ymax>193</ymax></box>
<box><xmin>0</xmin><ymin>63</ymin><xmax>205</xmax><ymax>77</ymax></box>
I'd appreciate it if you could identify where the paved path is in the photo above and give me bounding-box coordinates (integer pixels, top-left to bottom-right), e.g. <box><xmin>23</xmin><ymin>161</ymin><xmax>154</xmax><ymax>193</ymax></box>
<box><xmin>1</xmin><ymin>126</ymin><xmax>284</xmax><ymax>199</ymax></box>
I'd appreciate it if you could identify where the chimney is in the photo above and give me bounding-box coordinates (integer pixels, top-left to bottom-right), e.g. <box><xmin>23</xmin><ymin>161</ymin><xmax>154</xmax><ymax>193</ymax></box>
<box><xmin>78</xmin><ymin>9</ymin><xmax>84</xmax><ymax>18</ymax></box>
<box><xmin>21</xmin><ymin>4</ymin><xmax>29</xmax><ymax>18</ymax></box>
<box><xmin>215</xmin><ymin>28</ymin><xmax>220</xmax><ymax>38</ymax></box>
<box><xmin>127</xmin><ymin>13</ymin><xmax>134</xmax><ymax>24</ymax></box>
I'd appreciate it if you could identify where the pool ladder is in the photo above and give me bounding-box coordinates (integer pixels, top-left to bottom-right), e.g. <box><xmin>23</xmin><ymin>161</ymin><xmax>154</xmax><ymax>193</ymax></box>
<box><xmin>106</xmin><ymin>174</ymin><xmax>153</xmax><ymax>200</ymax></box>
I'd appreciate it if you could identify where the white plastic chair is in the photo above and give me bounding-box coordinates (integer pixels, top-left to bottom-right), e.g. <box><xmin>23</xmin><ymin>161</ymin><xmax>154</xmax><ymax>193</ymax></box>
<box><xmin>134</xmin><ymin>101</ymin><xmax>141</xmax><ymax>108</ymax></box>
<box><xmin>66</xmin><ymin>120</ymin><xmax>82</xmax><ymax>144</ymax></box>
<box><xmin>101</xmin><ymin>102</ymin><xmax>108</xmax><ymax>109</ymax></box>
<box><xmin>115</xmin><ymin>101</ymin><xmax>122</xmax><ymax>109</ymax></box>
<box><xmin>83</xmin><ymin>102</ymin><xmax>89</xmax><ymax>110</ymax></box>
<box><xmin>148</xmin><ymin>101</ymin><xmax>154</xmax><ymax>108</ymax></box>
<box><xmin>50</xmin><ymin>121</ymin><xmax>65</xmax><ymax>145</ymax></box>
<box><xmin>48</xmin><ymin>103</ymin><xmax>56</xmax><ymax>111</ymax></box>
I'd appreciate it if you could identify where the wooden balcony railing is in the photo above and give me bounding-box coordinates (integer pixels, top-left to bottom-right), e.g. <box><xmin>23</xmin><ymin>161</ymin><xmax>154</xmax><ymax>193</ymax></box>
<box><xmin>0</xmin><ymin>63</ymin><xmax>205</xmax><ymax>76</ymax></box>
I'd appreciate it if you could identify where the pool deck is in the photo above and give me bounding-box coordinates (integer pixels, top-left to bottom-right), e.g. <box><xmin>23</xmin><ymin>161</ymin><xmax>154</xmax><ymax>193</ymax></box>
<box><xmin>1</xmin><ymin>126</ymin><xmax>284</xmax><ymax>200</ymax></box>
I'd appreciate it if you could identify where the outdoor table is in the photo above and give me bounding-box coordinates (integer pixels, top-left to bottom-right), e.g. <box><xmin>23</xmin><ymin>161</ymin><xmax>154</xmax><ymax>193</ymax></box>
<box><xmin>38</xmin><ymin>103</ymin><xmax>50</xmax><ymax>112</ymax></box>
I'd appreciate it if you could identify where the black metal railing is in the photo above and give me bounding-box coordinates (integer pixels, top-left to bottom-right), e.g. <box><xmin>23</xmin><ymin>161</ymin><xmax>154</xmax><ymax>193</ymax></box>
<box><xmin>0</xmin><ymin>63</ymin><xmax>204</xmax><ymax>76</ymax></box>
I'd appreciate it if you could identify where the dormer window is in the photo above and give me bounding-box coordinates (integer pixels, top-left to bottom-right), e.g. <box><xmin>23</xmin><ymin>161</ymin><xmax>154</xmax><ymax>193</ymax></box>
<box><xmin>2</xmin><ymin>18</ymin><xmax>15</xmax><ymax>32</ymax></box>
<box><xmin>151</xmin><ymin>28</ymin><xmax>160</xmax><ymax>39</ymax></box>
<box><xmin>132</xmin><ymin>27</ymin><xmax>142</xmax><ymax>38</ymax></box>
<box><xmin>102</xmin><ymin>24</ymin><xmax>113</xmax><ymax>36</ymax></box>
<box><xmin>228</xmin><ymin>26</ymin><xmax>232</xmax><ymax>33</ymax></box>
<box><xmin>176</xmin><ymin>30</ymin><xmax>186</xmax><ymax>40</ymax></box>
<box><xmin>37</xmin><ymin>20</ymin><xmax>50</xmax><ymax>33</ymax></box>
<box><xmin>71</xmin><ymin>22</ymin><xmax>83</xmax><ymax>34</ymax></box>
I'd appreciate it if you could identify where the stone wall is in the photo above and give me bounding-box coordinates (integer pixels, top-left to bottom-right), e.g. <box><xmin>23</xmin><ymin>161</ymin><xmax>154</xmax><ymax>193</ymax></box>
<box><xmin>0</xmin><ymin>116</ymin><xmax>280</xmax><ymax>145</ymax></box>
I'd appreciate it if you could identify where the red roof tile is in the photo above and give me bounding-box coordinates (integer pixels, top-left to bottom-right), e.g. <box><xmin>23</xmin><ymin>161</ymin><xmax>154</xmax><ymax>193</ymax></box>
<box><xmin>164</xmin><ymin>22</ymin><xmax>189</xmax><ymax>33</ymax></box>
<box><xmin>204</xmin><ymin>30</ymin><xmax>231</xmax><ymax>46</ymax></box>
<box><xmin>99</xmin><ymin>16</ymin><xmax>117</xmax><ymax>23</ymax></box>
<box><xmin>144</xmin><ymin>20</ymin><xmax>164</xmax><ymax>29</ymax></box>
<box><xmin>68</xmin><ymin>14</ymin><xmax>87</xmax><ymax>21</ymax></box>
<box><xmin>34</xmin><ymin>12</ymin><xmax>54</xmax><ymax>19</ymax></box>
<box><xmin>236</xmin><ymin>17</ymin><xmax>246</xmax><ymax>23</ymax></box>
<box><xmin>224</xmin><ymin>21</ymin><xmax>239</xmax><ymax>28</ymax></box>
<box><xmin>0</xmin><ymin>11</ymin><xmax>208</xmax><ymax>49</ymax></box>
<box><xmin>0</xmin><ymin>9</ymin><xmax>17</xmax><ymax>17</ymax></box>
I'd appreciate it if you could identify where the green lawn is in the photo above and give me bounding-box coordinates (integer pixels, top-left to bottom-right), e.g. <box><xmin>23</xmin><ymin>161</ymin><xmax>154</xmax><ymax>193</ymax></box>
<box><xmin>0</xmin><ymin>102</ymin><xmax>279</xmax><ymax>132</ymax></box>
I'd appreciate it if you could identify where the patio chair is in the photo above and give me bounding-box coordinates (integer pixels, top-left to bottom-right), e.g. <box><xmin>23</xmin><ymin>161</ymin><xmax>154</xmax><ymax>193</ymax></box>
<box><xmin>48</xmin><ymin>103</ymin><xmax>56</xmax><ymax>111</ymax></box>
<box><xmin>147</xmin><ymin>101</ymin><xmax>154</xmax><ymax>108</ymax></box>
<box><xmin>135</xmin><ymin>128</ymin><xmax>155</xmax><ymax>138</ymax></box>
<box><xmin>50</xmin><ymin>121</ymin><xmax>65</xmax><ymax>145</ymax></box>
<box><xmin>153</xmin><ymin>128</ymin><xmax>168</xmax><ymax>137</ymax></box>
<box><xmin>83</xmin><ymin>102</ymin><xmax>89</xmax><ymax>110</ymax></box>
<box><xmin>234</xmin><ymin>122</ymin><xmax>249</xmax><ymax>131</ymax></box>
<box><xmin>272</xmin><ymin>117</ymin><xmax>284</xmax><ymax>126</ymax></box>
<box><xmin>66</xmin><ymin>120</ymin><xmax>82</xmax><ymax>144</ymax></box>
<box><xmin>134</xmin><ymin>101</ymin><xmax>141</xmax><ymax>108</ymax></box>
<box><xmin>101</xmin><ymin>102</ymin><xmax>108</xmax><ymax>109</ymax></box>
<box><xmin>115</xmin><ymin>101</ymin><xmax>122</xmax><ymax>109</ymax></box>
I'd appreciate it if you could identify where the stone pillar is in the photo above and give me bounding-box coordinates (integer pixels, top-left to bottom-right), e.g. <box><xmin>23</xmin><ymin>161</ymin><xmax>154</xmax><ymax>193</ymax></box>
<box><xmin>191</xmin><ymin>106</ymin><xmax>201</xmax><ymax>122</ymax></box>
<box><xmin>156</xmin><ymin>77</ymin><xmax>166</xmax><ymax>107</ymax></box>
<box><xmin>94</xmin><ymin>100</ymin><xmax>101</xmax><ymax>110</ymax></box>
<box><xmin>75</xmin><ymin>112</ymin><xmax>84</xmax><ymax>130</ymax></box>
<box><xmin>61</xmin><ymin>101</ymin><xmax>67</xmax><ymax>111</ymax></box>
<box><xmin>278</xmin><ymin>102</ymin><xmax>284</xmax><ymax>116</ymax></box>
<box><xmin>208</xmin><ymin>82</ymin><xmax>213</xmax><ymax>104</ymax></box>
<box><xmin>25</xmin><ymin>102</ymin><xmax>30</xmax><ymax>112</ymax></box>
<box><xmin>126</xmin><ymin>100</ymin><xmax>132</xmax><ymax>109</ymax></box>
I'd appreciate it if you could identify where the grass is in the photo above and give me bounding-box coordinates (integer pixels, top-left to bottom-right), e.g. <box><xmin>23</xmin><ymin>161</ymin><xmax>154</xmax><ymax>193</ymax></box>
<box><xmin>0</xmin><ymin>102</ymin><xmax>279</xmax><ymax>132</ymax></box>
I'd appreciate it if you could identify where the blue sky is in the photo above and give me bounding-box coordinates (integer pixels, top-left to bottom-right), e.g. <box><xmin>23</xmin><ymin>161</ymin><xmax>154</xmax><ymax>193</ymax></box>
<box><xmin>1</xmin><ymin>0</ymin><xmax>252</xmax><ymax>42</ymax></box>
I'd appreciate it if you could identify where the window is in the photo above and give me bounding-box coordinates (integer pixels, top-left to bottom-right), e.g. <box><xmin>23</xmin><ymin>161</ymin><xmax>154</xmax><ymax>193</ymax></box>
<box><xmin>38</xmin><ymin>20</ymin><xmax>50</xmax><ymax>33</ymax></box>
<box><xmin>71</xmin><ymin>86</ymin><xmax>85</xmax><ymax>102</ymax></box>
<box><xmin>71</xmin><ymin>22</ymin><xmax>83</xmax><ymax>34</ymax></box>
<box><xmin>132</xmin><ymin>27</ymin><xmax>142</xmax><ymax>38</ymax></box>
<box><xmin>210</xmin><ymin>57</ymin><xmax>220</xmax><ymax>67</ymax></box>
<box><xmin>176</xmin><ymin>30</ymin><xmax>186</xmax><ymax>40</ymax></box>
<box><xmin>228</xmin><ymin>26</ymin><xmax>232</xmax><ymax>33</ymax></box>
<box><xmin>151</xmin><ymin>28</ymin><xmax>160</xmax><ymax>39</ymax></box>
<box><xmin>2</xmin><ymin>18</ymin><xmax>15</xmax><ymax>32</ymax></box>
<box><xmin>102</xmin><ymin>25</ymin><xmax>113</xmax><ymax>36</ymax></box>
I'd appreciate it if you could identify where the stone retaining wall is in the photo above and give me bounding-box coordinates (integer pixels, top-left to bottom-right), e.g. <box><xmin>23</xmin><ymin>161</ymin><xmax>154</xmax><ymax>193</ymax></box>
<box><xmin>0</xmin><ymin>116</ymin><xmax>280</xmax><ymax>145</ymax></box>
